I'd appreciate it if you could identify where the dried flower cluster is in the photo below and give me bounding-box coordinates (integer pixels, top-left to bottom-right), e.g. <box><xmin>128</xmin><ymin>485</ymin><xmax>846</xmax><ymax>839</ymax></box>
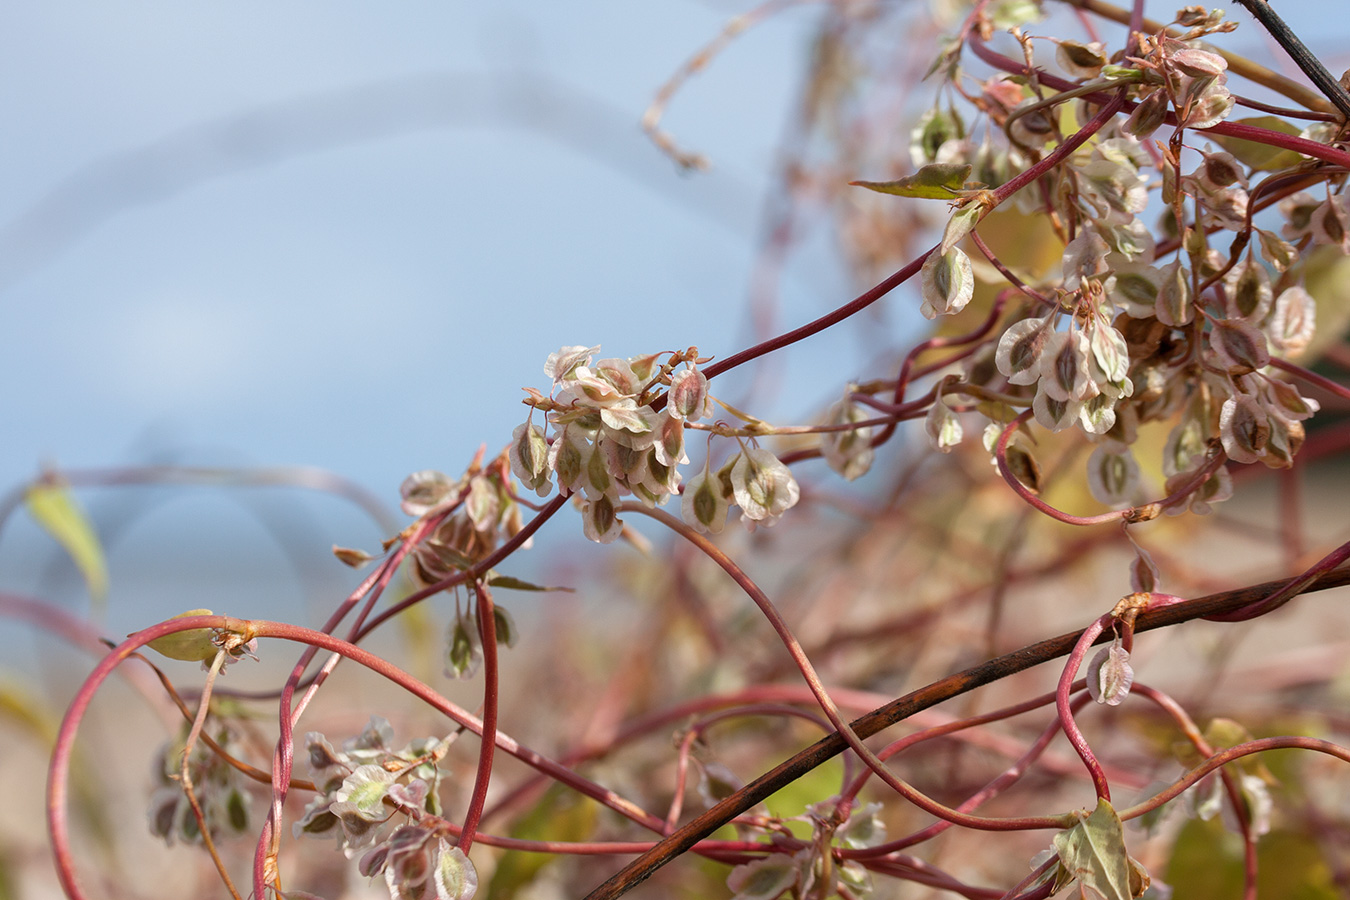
<box><xmin>295</xmin><ymin>718</ymin><xmax>476</xmax><ymax>900</ymax></box>
<box><xmin>878</xmin><ymin>2</ymin><xmax>1338</xmax><ymax>517</ymax></box>
<box><xmin>147</xmin><ymin>727</ymin><xmax>251</xmax><ymax>847</ymax></box>
<box><xmin>508</xmin><ymin>345</ymin><xmax>800</xmax><ymax>540</ymax></box>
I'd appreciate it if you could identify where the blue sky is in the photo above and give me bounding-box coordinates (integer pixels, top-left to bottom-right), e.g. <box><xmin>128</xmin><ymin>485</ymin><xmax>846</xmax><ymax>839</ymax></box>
<box><xmin>2</xmin><ymin>2</ymin><xmax>809</xmax><ymax>491</ymax></box>
<box><xmin>2</xmin><ymin>1</ymin><xmax>1347</xmax><ymax>636</ymax></box>
<box><xmin>1</xmin><ymin>2</ymin><xmax>847</xmax><ymax>637</ymax></box>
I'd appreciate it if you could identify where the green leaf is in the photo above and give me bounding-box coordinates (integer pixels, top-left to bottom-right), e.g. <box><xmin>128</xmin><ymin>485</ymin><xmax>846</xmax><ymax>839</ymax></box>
<box><xmin>1053</xmin><ymin>798</ymin><xmax>1143</xmax><ymax>900</ymax></box>
<box><xmin>850</xmin><ymin>163</ymin><xmax>973</xmax><ymax>200</ymax></box>
<box><xmin>1209</xmin><ymin>116</ymin><xmax>1304</xmax><ymax>172</ymax></box>
<box><xmin>144</xmin><ymin>609</ymin><xmax>219</xmax><ymax>662</ymax></box>
<box><xmin>492</xmin><ymin>605</ymin><xmax>518</xmax><ymax>649</ymax></box>
<box><xmin>485</xmin><ymin>574</ymin><xmax>575</xmax><ymax>593</ymax></box>
<box><xmin>446</xmin><ymin>614</ymin><xmax>482</xmax><ymax>680</ymax></box>
<box><xmin>25</xmin><ymin>481</ymin><xmax>108</xmax><ymax>605</ymax></box>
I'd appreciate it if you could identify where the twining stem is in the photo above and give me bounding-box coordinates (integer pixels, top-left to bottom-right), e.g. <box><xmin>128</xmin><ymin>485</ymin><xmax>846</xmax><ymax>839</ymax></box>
<box><xmin>256</xmin><ymin>506</ymin><xmax>452</xmax><ymax>896</ymax></box>
<box><xmin>617</xmin><ymin>504</ymin><xmax>1074</xmax><ymax>824</ymax></box>
<box><xmin>47</xmin><ymin>614</ymin><xmax>670</xmax><ymax>900</ymax></box>
<box><xmin>479</xmin><ymin>682</ymin><xmax>1061</xmax><ymax>830</ymax></box>
<box><xmin>839</xmin><ymin>691</ymin><xmax>1094</xmax><ymax>857</ymax></box>
<box><xmin>1269</xmin><ymin>356</ymin><xmax>1350</xmax><ymax>403</ymax></box>
<box><xmin>993</xmin><ymin>410</ymin><xmax>1228</xmax><ymax>525</ymax></box>
<box><xmin>1118</xmin><ymin>735</ymin><xmax>1350</xmax><ymax>821</ymax></box>
<box><xmin>998</xmin><ymin>855</ymin><xmax>1060</xmax><ymax>900</ymax></box>
<box><xmin>1057</xmin><ymin>0</ymin><xmax>1336</xmax><ymax>114</ymax></box>
<box><xmin>965</xmin><ymin>36</ymin><xmax>1350</xmax><ymax>169</ymax></box>
<box><xmin>1131</xmin><ymin>684</ymin><xmax>1259</xmax><ymax>899</ymax></box>
<box><xmin>1056</xmin><ymin>616</ymin><xmax>1113</xmax><ymax>800</ymax></box>
<box><xmin>969</xmin><ymin>233</ymin><xmax>1055</xmax><ymax>309</ymax></box>
<box><xmin>666</xmin><ymin>703</ymin><xmax>835</xmax><ymax>833</ymax></box>
<box><xmin>580</xmin><ymin>564</ymin><xmax>1350</xmax><ymax>899</ymax></box>
<box><xmin>702</xmin><ymin>248</ymin><xmax>933</xmax><ymax>382</ymax></box>
<box><xmin>355</xmin><ymin>493</ymin><xmax>569</xmax><ymax>639</ymax></box>
<box><xmin>458</xmin><ymin>580</ymin><xmax>500</xmax><ymax>854</ymax></box>
<box><xmin>702</xmin><ymin>90</ymin><xmax>1126</xmax><ymax>396</ymax></box>
<box><xmin>1205</xmin><ymin>536</ymin><xmax>1350</xmax><ymax>621</ymax></box>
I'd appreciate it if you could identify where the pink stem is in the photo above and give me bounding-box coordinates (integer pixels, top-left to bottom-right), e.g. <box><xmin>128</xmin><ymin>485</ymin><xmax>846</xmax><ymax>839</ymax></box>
<box><xmin>256</xmin><ymin>508</ymin><xmax>447</xmax><ymax>897</ymax></box>
<box><xmin>355</xmin><ymin>493</ymin><xmax>568</xmax><ymax>639</ymax></box>
<box><xmin>1118</xmin><ymin>735</ymin><xmax>1350</xmax><ymax>821</ymax></box>
<box><xmin>1056</xmin><ymin>615</ymin><xmax>1113</xmax><ymax>801</ymax></box>
<box><xmin>1130</xmin><ymin>684</ymin><xmax>1258</xmax><ymax>899</ymax></box>
<box><xmin>458</xmin><ymin>580</ymin><xmax>500</xmax><ymax>854</ymax></box>
<box><xmin>1268</xmin><ymin>356</ymin><xmax>1350</xmax><ymax>403</ymax></box>
<box><xmin>48</xmin><ymin>614</ymin><xmax>669</xmax><ymax>900</ymax></box>
<box><xmin>995</xmin><ymin>412</ymin><xmax>1228</xmax><ymax>525</ymax></box>
<box><xmin>965</xmin><ymin>35</ymin><xmax>1350</xmax><ymax>169</ymax></box>
<box><xmin>700</xmin><ymin>82</ymin><xmax>1125</xmax><ymax>390</ymax></box>
<box><xmin>619</xmin><ymin>503</ymin><xmax>1071</xmax><ymax>832</ymax></box>
<box><xmin>1205</xmin><ymin>537</ymin><xmax>1350</xmax><ymax>622</ymax></box>
<box><xmin>843</xmin><ymin>692</ymin><xmax>1095</xmax><ymax>857</ymax></box>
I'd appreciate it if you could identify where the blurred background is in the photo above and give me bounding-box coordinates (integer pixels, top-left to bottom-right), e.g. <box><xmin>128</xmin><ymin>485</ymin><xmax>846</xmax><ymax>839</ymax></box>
<box><xmin>3</xmin><ymin>0</ymin><xmax>1347</xmax><ymax>637</ymax></box>
<box><xmin>5</xmin><ymin>2</ymin><xmax>1350</xmax><ymax>898</ymax></box>
<box><xmin>0</xmin><ymin>0</ymin><xmax>849</xmax><ymax>647</ymax></box>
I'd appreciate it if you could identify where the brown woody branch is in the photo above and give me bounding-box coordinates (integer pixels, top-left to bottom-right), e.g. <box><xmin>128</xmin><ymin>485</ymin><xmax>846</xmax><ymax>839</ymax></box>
<box><xmin>584</xmin><ymin>565</ymin><xmax>1350</xmax><ymax>898</ymax></box>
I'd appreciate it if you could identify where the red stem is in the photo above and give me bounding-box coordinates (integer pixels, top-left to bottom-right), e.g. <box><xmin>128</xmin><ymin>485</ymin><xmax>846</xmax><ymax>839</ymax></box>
<box><xmin>458</xmin><ymin>580</ymin><xmax>500</xmax><ymax>853</ymax></box>
<box><xmin>893</xmin><ymin>291</ymin><xmax>1009</xmax><ymax>405</ymax></box>
<box><xmin>700</xmin><ymin>83</ymin><xmax>1126</xmax><ymax>390</ymax></box>
<box><xmin>1204</xmin><ymin>536</ymin><xmax>1350</xmax><ymax>622</ymax></box>
<box><xmin>48</xmin><ymin>614</ymin><xmax>671</xmax><ymax>900</ymax></box>
<box><xmin>994</xmin><ymin>411</ymin><xmax>1229</xmax><ymax>525</ymax></box>
<box><xmin>841</xmin><ymin>691</ymin><xmax>1095</xmax><ymax>857</ymax></box>
<box><xmin>965</xmin><ymin>35</ymin><xmax>1350</xmax><ymax>169</ymax></box>
<box><xmin>255</xmin><ymin>508</ymin><xmax>449</xmax><ymax>896</ymax></box>
<box><xmin>1268</xmin><ymin>356</ymin><xmax>1350</xmax><ymax>403</ymax></box>
<box><xmin>355</xmin><ymin>493</ymin><xmax>569</xmax><ymax>639</ymax></box>
<box><xmin>1056</xmin><ymin>615</ymin><xmax>1113</xmax><ymax>800</ymax></box>
<box><xmin>1118</xmin><ymin>735</ymin><xmax>1350</xmax><ymax>821</ymax></box>
<box><xmin>618</xmin><ymin>503</ymin><xmax>1070</xmax><ymax>832</ymax></box>
<box><xmin>1130</xmin><ymin>684</ymin><xmax>1259</xmax><ymax>899</ymax></box>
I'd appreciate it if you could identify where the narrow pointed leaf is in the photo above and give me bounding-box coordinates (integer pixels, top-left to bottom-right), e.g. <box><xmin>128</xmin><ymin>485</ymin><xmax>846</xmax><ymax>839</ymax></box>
<box><xmin>850</xmin><ymin>163</ymin><xmax>972</xmax><ymax>200</ymax></box>
<box><xmin>484</xmin><ymin>574</ymin><xmax>575</xmax><ymax>593</ymax></box>
<box><xmin>25</xmin><ymin>481</ymin><xmax>109</xmax><ymax>604</ymax></box>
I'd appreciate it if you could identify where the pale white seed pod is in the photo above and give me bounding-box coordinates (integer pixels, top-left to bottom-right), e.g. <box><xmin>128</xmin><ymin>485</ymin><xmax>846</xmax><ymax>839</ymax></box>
<box><xmin>919</xmin><ymin>247</ymin><xmax>974</xmax><ymax>319</ymax></box>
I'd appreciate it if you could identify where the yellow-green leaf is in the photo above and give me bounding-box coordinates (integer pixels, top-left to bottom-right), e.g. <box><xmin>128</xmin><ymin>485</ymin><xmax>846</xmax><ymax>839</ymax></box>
<box><xmin>0</xmin><ymin>680</ymin><xmax>59</xmax><ymax>746</ymax></box>
<box><xmin>143</xmin><ymin>609</ymin><xmax>218</xmax><ymax>662</ymax></box>
<box><xmin>851</xmin><ymin>163</ymin><xmax>973</xmax><ymax>200</ymax></box>
<box><xmin>25</xmin><ymin>481</ymin><xmax>108</xmax><ymax>605</ymax></box>
<box><xmin>1209</xmin><ymin>116</ymin><xmax>1304</xmax><ymax>172</ymax></box>
<box><xmin>485</xmin><ymin>574</ymin><xmax>574</xmax><ymax>593</ymax></box>
<box><xmin>1053</xmin><ymin>798</ymin><xmax>1141</xmax><ymax>900</ymax></box>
